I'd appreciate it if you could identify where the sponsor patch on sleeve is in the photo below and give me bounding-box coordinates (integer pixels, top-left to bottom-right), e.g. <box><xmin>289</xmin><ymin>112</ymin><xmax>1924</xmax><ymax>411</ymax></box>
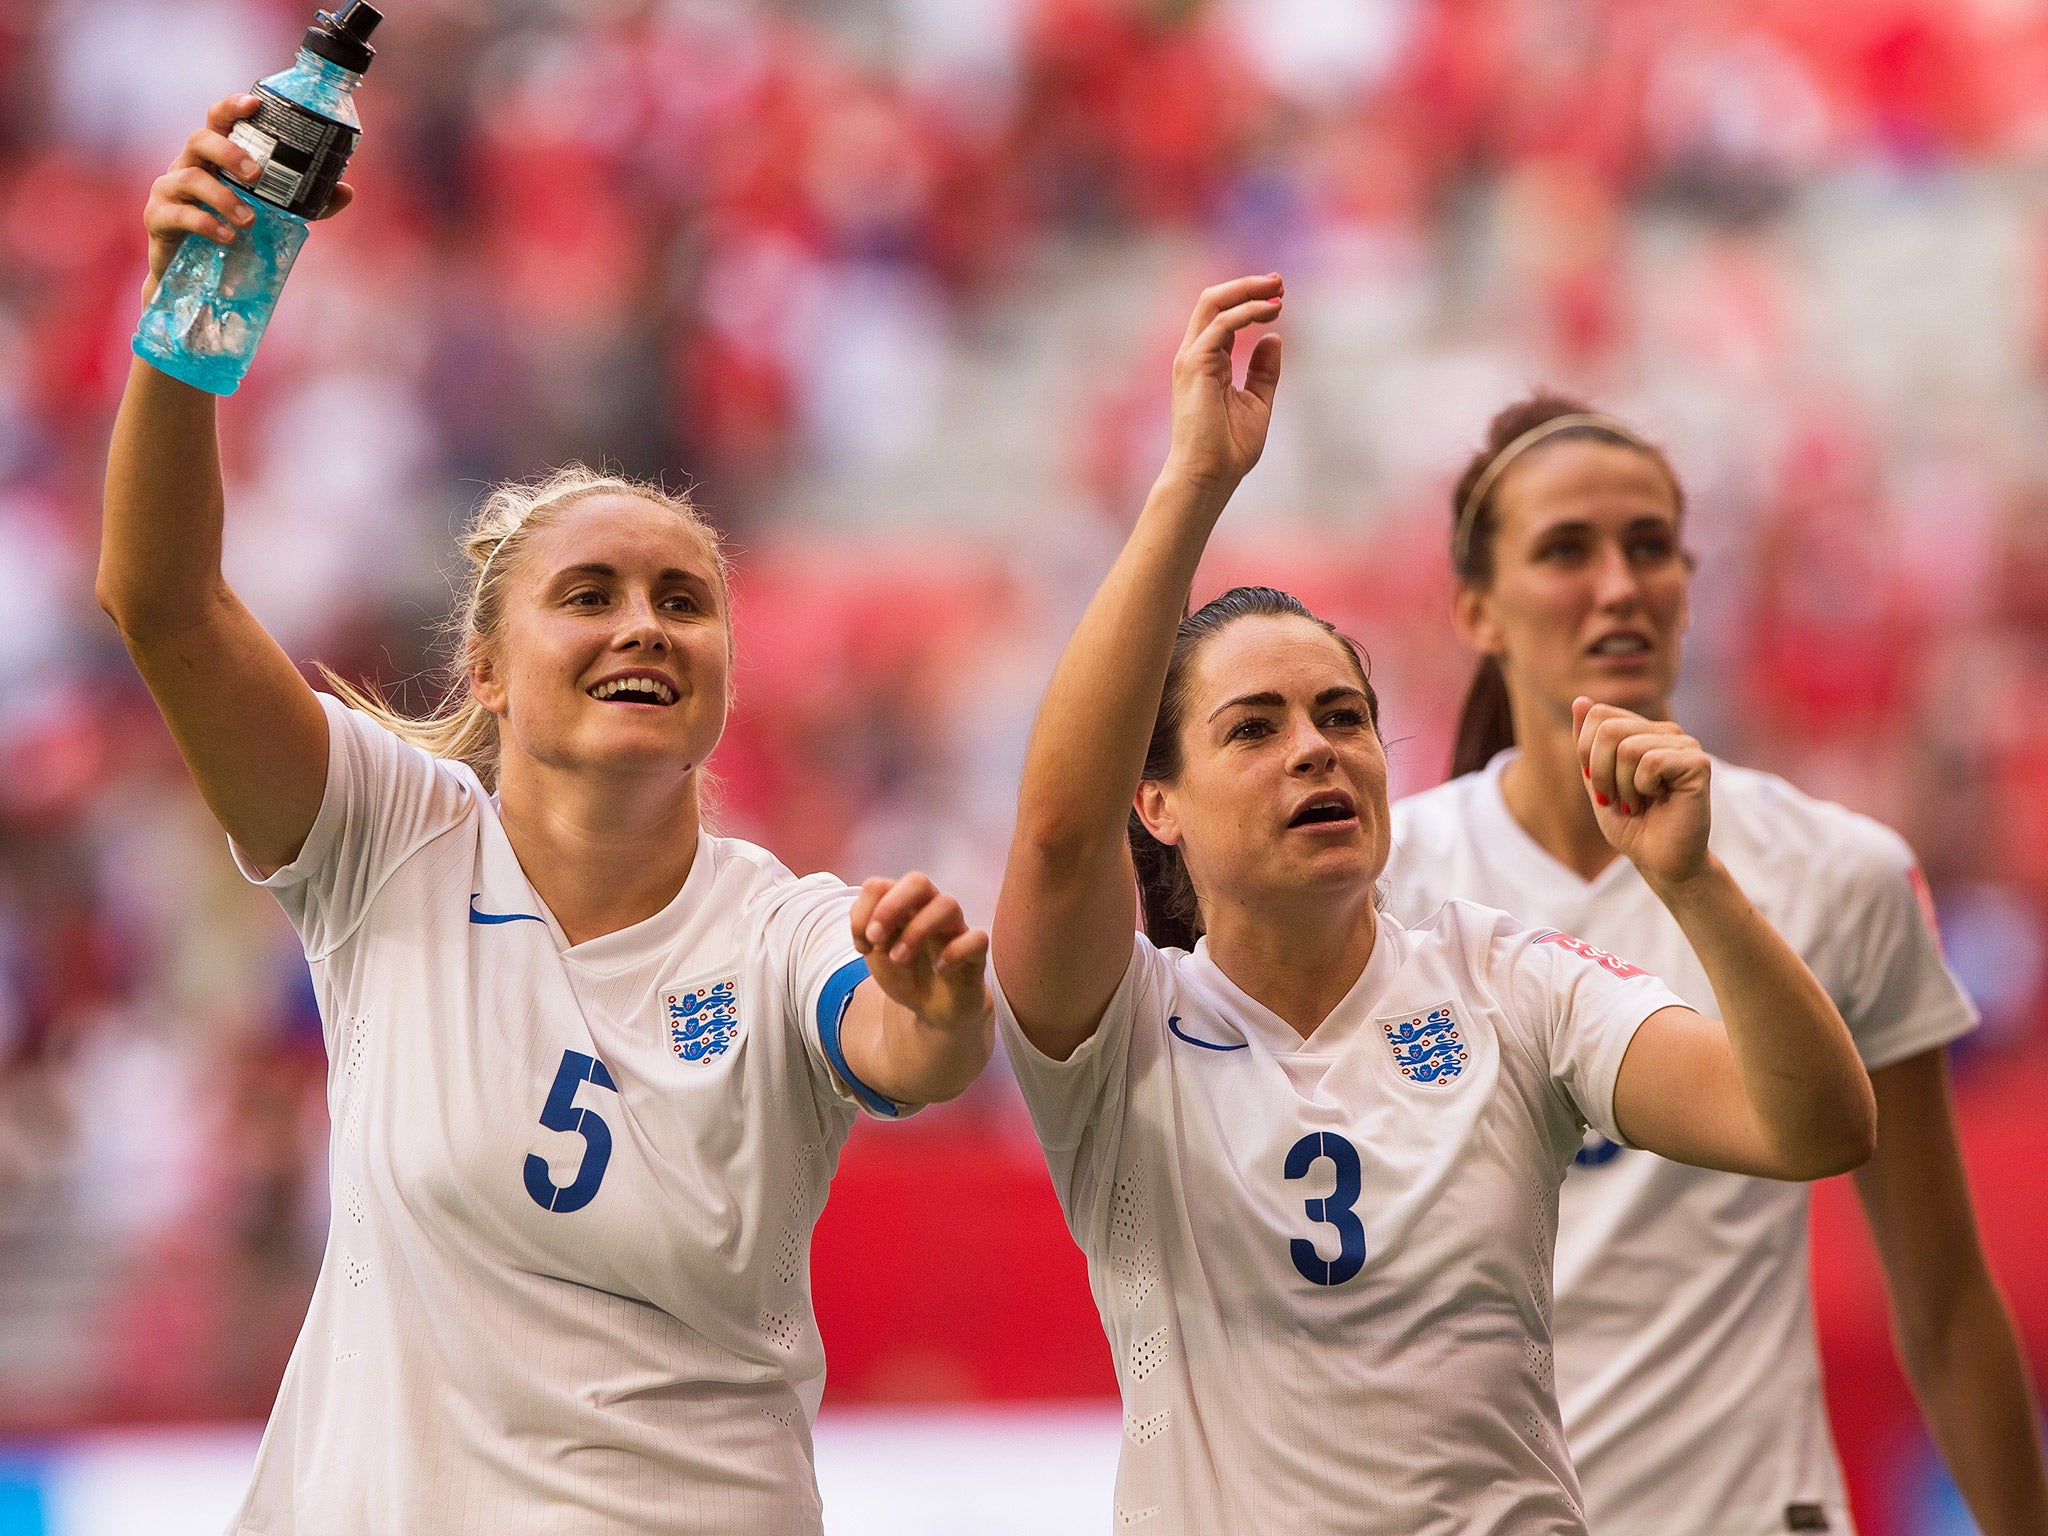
<box><xmin>1907</xmin><ymin>863</ymin><xmax>1947</xmax><ymax>951</ymax></box>
<box><xmin>1531</xmin><ymin>929</ymin><xmax>1648</xmax><ymax>980</ymax></box>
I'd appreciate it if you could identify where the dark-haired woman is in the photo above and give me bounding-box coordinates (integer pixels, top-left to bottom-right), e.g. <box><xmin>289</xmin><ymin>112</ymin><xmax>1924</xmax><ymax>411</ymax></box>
<box><xmin>1385</xmin><ymin>398</ymin><xmax>2048</xmax><ymax>1534</ymax></box>
<box><xmin>991</xmin><ymin>274</ymin><xmax>1875</xmax><ymax>1535</ymax></box>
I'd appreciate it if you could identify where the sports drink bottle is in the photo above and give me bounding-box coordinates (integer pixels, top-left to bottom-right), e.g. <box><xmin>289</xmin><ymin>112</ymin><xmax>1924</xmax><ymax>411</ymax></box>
<box><xmin>132</xmin><ymin>2</ymin><xmax>381</xmax><ymax>395</ymax></box>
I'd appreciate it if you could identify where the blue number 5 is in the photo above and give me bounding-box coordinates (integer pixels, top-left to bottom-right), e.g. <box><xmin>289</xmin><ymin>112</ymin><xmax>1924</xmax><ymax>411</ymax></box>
<box><xmin>524</xmin><ymin>1050</ymin><xmax>618</xmax><ymax>1214</ymax></box>
<box><xmin>1284</xmin><ymin>1132</ymin><xmax>1366</xmax><ymax>1286</ymax></box>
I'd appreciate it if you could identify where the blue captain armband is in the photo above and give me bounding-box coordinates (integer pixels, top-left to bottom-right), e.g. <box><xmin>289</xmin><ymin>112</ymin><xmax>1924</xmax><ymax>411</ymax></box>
<box><xmin>817</xmin><ymin>956</ymin><xmax>903</xmax><ymax>1119</ymax></box>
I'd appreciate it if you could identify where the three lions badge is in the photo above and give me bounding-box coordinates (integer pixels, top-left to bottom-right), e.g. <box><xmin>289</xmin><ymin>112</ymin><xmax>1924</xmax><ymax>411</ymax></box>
<box><xmin>1380</xmin><ymin>1003</ymin><xmax>1469</xmax><ymax>1087</ymax></box>
<box><xmin>665</xmin><ymin>977</ymin><xmax>741</xmax><ymax>1064</ymax></box>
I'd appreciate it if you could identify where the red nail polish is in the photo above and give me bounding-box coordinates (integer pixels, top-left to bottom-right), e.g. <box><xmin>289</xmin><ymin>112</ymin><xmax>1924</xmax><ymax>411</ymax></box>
<box><xmin>1594</xmin><ymin>792</ymin><xmax>1610</xmax><ymax>807</ymax></box>
<box><xmin>1583</xmin><ymin>764</ymin><xmax>1591</xmax><ymax>779</ymax></box>
<box><xmin>1618</xmin><ymin>803</ymin><xmax>1633</xmax><ymax>816</ymax></box>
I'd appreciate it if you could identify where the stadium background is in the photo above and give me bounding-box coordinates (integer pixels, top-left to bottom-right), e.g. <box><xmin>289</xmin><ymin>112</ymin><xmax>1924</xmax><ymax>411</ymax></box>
<box><xmin>2</xmin><ymin>0</ymin><xmax>2048</xmax><ymax>1530</ymax></box>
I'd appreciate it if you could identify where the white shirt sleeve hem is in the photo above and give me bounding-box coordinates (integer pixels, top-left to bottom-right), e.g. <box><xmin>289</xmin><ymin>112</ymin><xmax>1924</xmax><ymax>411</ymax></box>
<box><xmin>227</xmin><ymin>691</ymin><xmax>349</xmax><ymax>894</ymax></box>
<box><xmin>1583</xmin><ymin>997</ymin><xmax>1682</xmax><ymax>1149</ymax></box>
<box><xmin>992</xmin><ymin>936</ymin><xmax>1142</xmax><ymax>1075</ymax></box>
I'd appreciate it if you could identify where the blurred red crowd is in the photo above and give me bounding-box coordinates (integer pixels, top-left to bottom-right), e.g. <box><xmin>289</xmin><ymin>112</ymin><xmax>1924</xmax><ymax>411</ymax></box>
<box><xmin>6</xmin><ymin>0</ymin><xmax>2048</xmax><ymax>495</ymax></box>
<box><xmin>0</xmin><ymin>13</ymin><xmax>2045</xmax><ymax>1527</ymax></box>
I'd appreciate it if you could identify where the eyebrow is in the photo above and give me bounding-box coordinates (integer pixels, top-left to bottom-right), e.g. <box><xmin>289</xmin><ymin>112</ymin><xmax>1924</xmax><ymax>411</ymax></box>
<box><xmin>1208</xmin><ymin>685</ymin><xmax>1369</xmax><ymax>723</ymax></box>
<box><xmin>551</xmin><ymin>562</ymin><xmax>716</xmax><ymax>588</ymax></box>
<box><xmin>1531</xmin><ymin>512</ymin><xmax>1677</xmax><ymax>538</ymax></box>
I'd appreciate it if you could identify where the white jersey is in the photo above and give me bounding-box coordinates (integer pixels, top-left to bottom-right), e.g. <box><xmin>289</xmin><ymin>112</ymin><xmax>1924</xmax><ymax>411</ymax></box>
<box><xmin>227</xmin><ymin>696</ymin><xmax>896</xmax><ymax>1535</ymax></box>
<box><xmin>1387</xmin><ymin>752</ymin><xmax>1978</xmax><ymax>1536</ymax></box>
<box><xmin>996</xmin><ymin>900</ymin><xmax>1685</xmax><ymax>1535</ymax></box>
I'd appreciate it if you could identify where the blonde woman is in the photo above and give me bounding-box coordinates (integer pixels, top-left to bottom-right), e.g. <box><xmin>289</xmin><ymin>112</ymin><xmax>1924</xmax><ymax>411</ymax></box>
<box><xmin>101</xmin><ymin>95</ymin><xmax>994</xmax><ymax>1535</ymax></box>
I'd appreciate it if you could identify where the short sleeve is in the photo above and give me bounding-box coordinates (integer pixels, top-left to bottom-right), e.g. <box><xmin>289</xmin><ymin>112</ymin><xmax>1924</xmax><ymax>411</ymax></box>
<box><xmin>1834</xmin><ymin>836</ymin><xmax>1979</xmax><ymax>1071</ymax></box>
<box><xmin>233</xmin><ymin>694</ymin><xmax>477</xmax><ymax>961</ymax></box>
<box><xmin>1498</xmin><ymin>918</ymin><xmax>1688</xmax><ymax>1146</ymax></box>
<box><xmin>994</xmin><ymin>933</ymin><xmax>1162</xmax><ymax>1215</ymax></box>
<box><xmin>754</xmin><ymin>872</ymin><xmax>903</xmax><ymax>1120</ymax></box>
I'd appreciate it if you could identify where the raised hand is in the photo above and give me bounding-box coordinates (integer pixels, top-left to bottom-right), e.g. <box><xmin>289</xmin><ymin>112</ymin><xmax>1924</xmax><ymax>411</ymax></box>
<box><xmin>1574</xmin><ymin>697</ymin><xmax>1712</xmax><ymax>890</ymax></box>
<box><xmin>142</xmin><ymin>94</ymin><xmax>356</xmax><ymax>303</ymax></box>
<box><xmin>851</xmin><ymin>872</ymin><xmax>992</xmax><ymax>1036</ymax></box>
<box><xmin>1163</xmin><ymin>273</ymin><xmax>1284</xmax><ymax>493</ymax></box>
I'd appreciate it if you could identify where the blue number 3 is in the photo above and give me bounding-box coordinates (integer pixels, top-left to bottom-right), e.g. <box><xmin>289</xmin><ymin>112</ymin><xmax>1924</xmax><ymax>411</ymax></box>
<box><xmin>524</xmin><ymin>1049</ymin><xmax>619</xmax><ymax>1214</ymax></box>
<box><xmin>1284</xmin><ymin>1132</ymin><xmax>1366</xmax><ymax>1286</ymax></box>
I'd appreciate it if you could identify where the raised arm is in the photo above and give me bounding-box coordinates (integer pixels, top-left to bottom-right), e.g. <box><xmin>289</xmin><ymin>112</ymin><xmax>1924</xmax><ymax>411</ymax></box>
<box><xmin>994</xmin><ymin>275</ymin><xmax>1284</xmax><ymax>1061</ymax></box>
<box><xmin>99</xmin><ymin>96</ymin><xmax>352</xmax><ymax>873</ymax></box>
<box><xmin>1584</xmin><ymin>701</ymin><xmax>1878</xmax><ymax>1178</ymax></box>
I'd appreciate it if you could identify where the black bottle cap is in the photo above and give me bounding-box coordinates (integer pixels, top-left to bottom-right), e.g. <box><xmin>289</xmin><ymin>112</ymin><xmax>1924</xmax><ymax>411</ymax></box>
<box><xmin>303</xmin><ymin>0</ymin><xmax>381</xmax><ymax>74</ymax></box>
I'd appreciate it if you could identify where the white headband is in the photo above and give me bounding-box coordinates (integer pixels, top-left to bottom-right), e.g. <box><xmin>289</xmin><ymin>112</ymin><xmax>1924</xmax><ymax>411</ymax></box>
<box><xmin>475</xmin><ymin>532</ymin><xmax>511</xmax><ymax>596</ymax></box>
<box><xmin>1452</xmin><ymin>412</ymin><xmax>1651</xmax><ymax>570</ymax></box>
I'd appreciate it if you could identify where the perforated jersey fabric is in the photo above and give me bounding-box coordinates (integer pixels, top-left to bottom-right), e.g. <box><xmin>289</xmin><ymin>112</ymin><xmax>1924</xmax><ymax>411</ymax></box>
<box><xmin>1387</xmin><ymin>752</ymin><xmax>1977</xmax><ymax>1536</ymax></box>
<box><xmin>226</xmin><ymin>695</ymin><xmax>880</xmax><ymax>1534</ymax></box>
<box><xmin>997</xmin><ymin>902</ymin><xmax>1682</xmax><ymax>1535</ymax></box>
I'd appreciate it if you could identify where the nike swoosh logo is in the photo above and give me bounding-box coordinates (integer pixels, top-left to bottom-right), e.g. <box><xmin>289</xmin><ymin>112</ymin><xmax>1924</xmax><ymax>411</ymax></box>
<box><xmin>1168</xmin><ymin>1015</ymin><xmax>1248</xmax><ymax>1052</ymax></box>
<box><xmin>469</xmin><ymin>894</ymin><xmax>544</xmax><ymax>926</ymax></box>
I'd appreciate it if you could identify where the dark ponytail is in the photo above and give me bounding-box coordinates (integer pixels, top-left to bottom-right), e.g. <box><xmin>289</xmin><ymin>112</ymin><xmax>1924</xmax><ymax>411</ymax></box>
<box><xmin>1129</xmin><ymin>814</ymin><xmax>1201</xmax><ymax>954</ymax></box>
<box><xmin>1446</xmin><ymin>392</ymin><xmax>1684</xmax><ymax>779</ymax></box>
<box><xmin>1448</xmin><ymin>655</ymin><xmax>1513</xmax><ymax>778</ymax></box>
<box><xmin>1130</xmin><ymin>586</ymin><xmax>1376</xmax><ymax>951</ymax></box>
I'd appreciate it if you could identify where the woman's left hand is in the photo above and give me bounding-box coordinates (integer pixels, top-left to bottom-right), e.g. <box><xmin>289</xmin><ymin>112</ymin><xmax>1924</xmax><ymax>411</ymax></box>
<box><xmin>1161</xmin><ymin>274</ymin><xmax>1284</xmax><ymax>495</ymax></box>
<box><xmin>851</xmin><ymin>873</ymin><xmax>992</xmax><ymax>1034</ymax></box>
<box><xmin>1575</xmin><ymin>697</ymin><xmax>1712</xmax><ymax>889</ymax></box>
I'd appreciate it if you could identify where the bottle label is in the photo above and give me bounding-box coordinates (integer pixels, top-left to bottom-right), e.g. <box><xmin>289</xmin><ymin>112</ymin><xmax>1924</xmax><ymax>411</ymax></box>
<box><xmin>224</xmin><ymin>86</ymin><xmax>358</xmax><ymax>218</ymax></box>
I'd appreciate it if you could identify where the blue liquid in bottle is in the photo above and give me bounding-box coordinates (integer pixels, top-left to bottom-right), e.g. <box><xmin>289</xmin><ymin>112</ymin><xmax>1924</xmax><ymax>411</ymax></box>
<box><xmin>133</xmin><ymin>4</ymin><xmax>379</xmax><ymax>395</ymax></box>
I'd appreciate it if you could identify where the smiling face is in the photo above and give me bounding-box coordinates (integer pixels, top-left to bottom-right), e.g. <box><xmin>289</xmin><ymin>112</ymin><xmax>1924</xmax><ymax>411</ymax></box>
<box><xmin>1137</xmin><ymin>614</ymin><xmax>1390</xmax><ymax>925</ymax></box>
<box><xmin>1457</xmin><ymin>439</ymin><xmax>1689</xmax><ymax>720</ymax></box>
<box><xmin>469</xmin><ymin>493</ymin><xmax>731</xmax><ymax>788</ymax></box>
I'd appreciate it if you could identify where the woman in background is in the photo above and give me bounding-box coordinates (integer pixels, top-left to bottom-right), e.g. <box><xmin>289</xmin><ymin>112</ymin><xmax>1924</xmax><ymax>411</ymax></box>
<box><xmin>1385</xmin><ymin>395</ymin><xmax>2048</xmax><ymax>1534</ymax></box>
<box><xmin>101</xmin><ymin>94</ymin><xmax>994</xmax><ymax>1535</ymax></box>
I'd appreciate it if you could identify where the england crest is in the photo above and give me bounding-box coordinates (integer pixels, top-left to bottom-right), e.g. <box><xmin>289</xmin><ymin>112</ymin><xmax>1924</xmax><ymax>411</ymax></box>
<box><xmin>664</xmin><ymin>977</ymin><xmax>741</xmax><ymax>1064</ymax></box>
<box><xmin>1379</xmin><ymin>1003</ymin><xmax>1469</xmax><ymax>1088</ymax></box>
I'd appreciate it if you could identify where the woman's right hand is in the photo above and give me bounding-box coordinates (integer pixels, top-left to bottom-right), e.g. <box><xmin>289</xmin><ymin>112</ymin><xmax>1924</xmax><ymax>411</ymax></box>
<box><xmin>142</xmin><ymin>94</ymin><xmax>357</xmax><ymax>304</ymax></box>
<box><xmin>1161</xmin><ymin>273</ymin><xmax>1284</xmax><ymax>495</ymax></box>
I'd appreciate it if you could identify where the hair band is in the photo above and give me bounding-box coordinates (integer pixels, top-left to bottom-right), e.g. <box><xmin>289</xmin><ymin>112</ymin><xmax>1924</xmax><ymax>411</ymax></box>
<box><xmin>1452</xmin><ymin>412</ymin><xmax>1651</xmax><ymax>571</ymax></box>
<box><xmin>474</xmin><ymin>532</ymin><xmax>511</xmax><ymax>595</ymax></box>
